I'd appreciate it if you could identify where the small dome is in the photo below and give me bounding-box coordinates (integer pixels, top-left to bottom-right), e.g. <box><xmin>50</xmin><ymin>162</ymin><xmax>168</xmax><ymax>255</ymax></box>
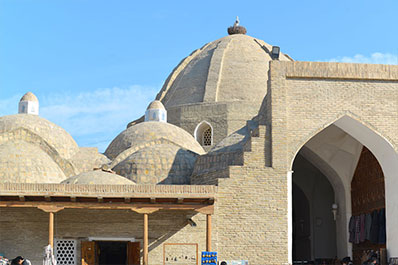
<box><xmin>113</xmin><ymin>143</ymin><xmax>197</xmax><ymax>184</ymax></box>
<box><xmin>146</xmin><ymin>100</ymin><xmax>165</xmax><ymax>110</ymax></box>
<box><xmin>61</xmin><ymin>170</ymin><xmax>136</xmax><ymax>185</ymax></box>
<box><xmin>105</xmin><ymin>121</ymin><xmax>204</xmax><ymax>160</ymax></box>
<box><xmin>0</xmin><ymin>141</ymin><xmax>66</xmax><ymax>183</ymax></box>
<box><xmin>20</xmin><ymin>92</ymin><xmax>38</xmax><ymax>102</ymax></box>
<box><xmin>0</xmin><ymin>114</ymin><xmax>79</xmax><ymax>159</ymax></box>
<box><xmin>156</xmin><ymin>34</ymin><xmax>293</xmax><ymax>109</ymax></box>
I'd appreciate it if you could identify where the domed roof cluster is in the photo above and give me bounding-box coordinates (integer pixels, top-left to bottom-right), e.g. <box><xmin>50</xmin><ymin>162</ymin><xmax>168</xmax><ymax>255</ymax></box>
<box><xmin>1</xmin><ymin>25</ymin><xmax>291</xmax><ymax>186</ymax></box>
<box><xmin>156</xmin><ymin>34</ymin><xmax>292</xmax><ymax>109</ymax></box>
<box><xmin>0</xmin><ymin>93</ymin><xmax>110</xmax><ymax>184</ymax></box>
<box><xmin>105</xmin><ymin>119</ymin><xmax>205</xmax><ymax>185</ymax></box>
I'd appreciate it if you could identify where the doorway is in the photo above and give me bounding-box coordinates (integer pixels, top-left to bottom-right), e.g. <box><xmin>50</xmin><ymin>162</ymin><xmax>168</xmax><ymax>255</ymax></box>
<box><xmin>82</xmin><ymin>241</ymin><xmax>140</xmax><ymax>265</ymax></box>
<box><xmin>98</xmin><ymin>241</ymin><xmax>127</xmax><ymax>265</ymax></box>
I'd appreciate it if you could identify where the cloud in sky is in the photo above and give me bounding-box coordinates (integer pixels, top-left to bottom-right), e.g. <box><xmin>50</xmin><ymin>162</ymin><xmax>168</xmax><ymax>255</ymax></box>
<box><xmin>1</xmin><ymin>86</ymin><xmax>158</xmax><ymax>152</ymax></box>
<box><xmin>328</xmin><ymin>52</ymin><xmax>398</xmax><ymax>65</ymax></box>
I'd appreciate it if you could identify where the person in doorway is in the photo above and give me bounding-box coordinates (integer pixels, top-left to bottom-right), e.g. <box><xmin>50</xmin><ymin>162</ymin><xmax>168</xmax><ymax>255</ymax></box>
<box><xmin>11</xmin><ymin>257</ymin><xmax>31</xmax><ymax>265</ymax></box>
<box><xmin>341</xmin><ymin>257</ymin><xmax>353</xmax><ymax>265</ymax></box>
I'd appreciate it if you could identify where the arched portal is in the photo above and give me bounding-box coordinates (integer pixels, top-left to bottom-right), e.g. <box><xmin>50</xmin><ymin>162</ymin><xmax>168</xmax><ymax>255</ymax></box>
<box><xmin>289</xmin><ymin>115</ymin><xmax>398</xmax><ymax>261</ymax></box>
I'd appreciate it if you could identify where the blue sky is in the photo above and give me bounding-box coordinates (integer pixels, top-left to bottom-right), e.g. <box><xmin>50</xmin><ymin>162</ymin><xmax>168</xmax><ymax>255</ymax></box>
<box><xmin>1</xmin><ymin>0</ymin><xmax>397</xmax><ymax>152</ymax></box>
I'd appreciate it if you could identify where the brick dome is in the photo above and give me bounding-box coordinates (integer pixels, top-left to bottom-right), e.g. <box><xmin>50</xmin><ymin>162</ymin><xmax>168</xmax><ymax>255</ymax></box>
<box><xmin>156</xmin><ymin>34</ymin><xmax>293</xmax><ymax>109</ymax></box>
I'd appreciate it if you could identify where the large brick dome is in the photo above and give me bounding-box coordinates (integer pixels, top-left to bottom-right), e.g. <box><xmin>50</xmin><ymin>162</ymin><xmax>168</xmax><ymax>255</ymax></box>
<box><xmin>156</xmin><ymin>34</ymin><xmax>293</xmax><ymax>109</ymax></box>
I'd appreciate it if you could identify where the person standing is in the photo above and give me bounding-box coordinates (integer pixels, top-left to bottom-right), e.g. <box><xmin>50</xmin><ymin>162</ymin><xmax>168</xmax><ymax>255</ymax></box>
<box><xmin>11</xmin><ymin>256</ymin><xmax>31</xmax><ymax>265</ymax></box>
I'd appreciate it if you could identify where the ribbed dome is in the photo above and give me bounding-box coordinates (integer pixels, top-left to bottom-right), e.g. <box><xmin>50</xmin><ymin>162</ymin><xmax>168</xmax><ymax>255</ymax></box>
<box><xmin>20</xmin><ymin>92</ymin><xmax>38</xmax><ymax>102</ymax></box>
<box><xmin>105</xmin><ymin>121</ymin><xmax>205</xmax><ymax>160</ymax></box>
<box><xmin>113</xmin><ymin>143</ymin><xmax>197</xmax><ymax>184</ymax></box>
<box><xmin>61</xmin><ymin>170</ymin><xmax>135</xmax><ymax>185</ymax></box>
<box><xmin>156</xmin><ymin>34</ymin><xmax>293</xmax><ymax>109</ymax></box>
<box><xmin>0</xmin><ymin>114</ymin><xmax>79</xmax><ymax>159</ymax></box>
<box><xmin>0</xmin><ymin>141</ymin><xmax>66</xmax><ymax>183</ymax></box>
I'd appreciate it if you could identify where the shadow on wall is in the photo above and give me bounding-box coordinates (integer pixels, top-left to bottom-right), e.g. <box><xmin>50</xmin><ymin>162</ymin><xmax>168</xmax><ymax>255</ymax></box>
<box><xmin>158</xmin><ymin>149</ymin><xmax>198</xmax><ymax>185</ymax></box>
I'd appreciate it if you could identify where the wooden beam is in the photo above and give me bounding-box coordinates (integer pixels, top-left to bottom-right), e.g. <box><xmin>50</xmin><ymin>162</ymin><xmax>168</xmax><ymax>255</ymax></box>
<box><xmin>143</xmin><ymin>213</ymin><xmax>149</xmax><ymax>265</ymax></box>
<box><xmin>0</xmin><ymin>201</ymin><xmax>213</xmax><ymax>212</ymax></box>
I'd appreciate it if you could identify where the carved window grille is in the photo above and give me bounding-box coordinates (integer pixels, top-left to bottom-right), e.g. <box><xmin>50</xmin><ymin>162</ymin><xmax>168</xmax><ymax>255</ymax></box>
<box><xmin>202</xmin><ymin>128</ymin><xmax>212</xmax><ymax>146</ymax></box>
<box><xmin>55</xmin><ymin>239</ymin><xmax>77</xmax><ymax>265</ymax></box>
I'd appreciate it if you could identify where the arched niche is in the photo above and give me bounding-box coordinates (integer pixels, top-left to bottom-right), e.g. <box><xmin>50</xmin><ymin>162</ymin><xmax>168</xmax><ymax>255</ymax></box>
<box><xmin>194</xmin><ymin>121</ymin><xmax>213</xmax><ymax>147</ymax></box>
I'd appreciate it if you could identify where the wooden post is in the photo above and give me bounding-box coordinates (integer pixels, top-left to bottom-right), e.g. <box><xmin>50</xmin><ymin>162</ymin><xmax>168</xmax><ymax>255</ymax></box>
<box><xmin>206</xmin><ymin>214</ymin><xmax>211</xmax><ymax>251</ymax></box>
<box><xmin>49</xmin><ymin>212</ymin><xmax>54</xmax><ymax>248</ymax></box>
<box><xmin>143</xmin><ymin>213</ymin><xmax>148</xmax><ymax>265</ymax></box>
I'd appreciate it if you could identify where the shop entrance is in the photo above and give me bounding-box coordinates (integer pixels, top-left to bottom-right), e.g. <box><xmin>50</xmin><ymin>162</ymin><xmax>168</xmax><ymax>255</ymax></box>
<box><xmin>97</xmin><ymin>241</ymin><xmax>127</xmax><ymax>265</ymax></box>
<box><xmin>82</xmin><ymin>240</ymin><xmax>140</xmax><ymax>265</ymax></box>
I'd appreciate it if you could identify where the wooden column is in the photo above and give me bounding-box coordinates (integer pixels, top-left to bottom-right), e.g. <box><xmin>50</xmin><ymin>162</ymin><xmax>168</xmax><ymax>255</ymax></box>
<box><xmin>37</xmin><ymin>205</ymin><xmax>64</xmax><ymax>248</ymax></box>
<box><xmin>143</xmin><ymin>213</ymin><xmax>149</xmax><ymax>265</ymax></box>
<box><xmin>49</xmin><ymin>212</ymin><xmax>54</xmax><ymax>248</ymax></box>
<box><xmin>206</xmin><ymin>214</ymin><xmax>212</xmax><ymax>251</ymax></box>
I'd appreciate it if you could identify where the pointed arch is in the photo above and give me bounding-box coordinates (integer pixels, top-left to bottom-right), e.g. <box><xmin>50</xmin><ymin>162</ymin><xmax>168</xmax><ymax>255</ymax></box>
<box><xmin>289</xmin><ymin>114</ymin><xmax>398</xmax><ymax>258</ymax></box>
<box><xmin>194</xmin><ymin>121</ymin><xmax>213</xmax><ymax>147</ymax></box>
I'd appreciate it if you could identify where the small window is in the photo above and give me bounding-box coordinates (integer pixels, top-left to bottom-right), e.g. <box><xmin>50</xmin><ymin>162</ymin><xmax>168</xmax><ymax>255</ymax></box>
<box><xmin>195</xmin><ymin>121</ymin><xmax>213</xmax><ymax>147</ymax></box>
<box><xmin>21</xmin><ymin>105</ymin><xmax>26</xmax><ymax>113</ymax></box>
<box><xmin>202</xmin><ymin>128</ymin><xmax>212</xmax><ymax>146</ymax></box>
<box><xmin>152</xmin><ymin>112</ymin><xmax>157</xmax><ymax>120</ymax></box>
<box><xmin>55</xmin><ymin>239</ymin><xmax>77</xmax><ymax>265</ymax></box>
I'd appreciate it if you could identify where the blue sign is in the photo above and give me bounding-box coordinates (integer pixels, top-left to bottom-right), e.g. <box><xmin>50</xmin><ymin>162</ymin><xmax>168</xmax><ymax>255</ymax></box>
<box><xmin>201</xmin><ymin>251</ymin><xmax>217</xmax><ymax>265</ymax></box>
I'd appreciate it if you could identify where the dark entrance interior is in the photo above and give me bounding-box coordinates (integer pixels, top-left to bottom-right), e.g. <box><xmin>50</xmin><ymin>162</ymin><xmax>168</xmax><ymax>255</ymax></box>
<box><xmin>98</xmin><ymin>241</ymin><xmax>127</xmax><ymax>265</ymax></box>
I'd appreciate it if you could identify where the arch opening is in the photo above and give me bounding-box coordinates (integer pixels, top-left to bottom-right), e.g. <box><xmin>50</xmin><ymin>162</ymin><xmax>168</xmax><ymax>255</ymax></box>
<box><xmin>194</xmin><ymin>121</ymin><xmax>213</xmax><ymax>147</ymax></box>
<box><xmin>289</xmin><ymin>115</ymin><xmax>398</xmax><ymax>262</ymax></box>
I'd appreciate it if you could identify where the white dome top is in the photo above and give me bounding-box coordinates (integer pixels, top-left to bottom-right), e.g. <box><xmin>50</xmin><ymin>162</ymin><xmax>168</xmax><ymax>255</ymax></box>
<box><xmin>156</xmin><ymin>34</ymin><xmax>293</xmax><ymax>109</ymax></box>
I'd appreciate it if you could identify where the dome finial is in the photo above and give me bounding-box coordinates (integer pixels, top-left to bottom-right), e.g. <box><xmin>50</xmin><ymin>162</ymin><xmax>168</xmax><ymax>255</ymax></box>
<box><xmin>19</xmin><ymin>92</ymin><xmax>39</xmax><ymax>115</ymax></box>
<box><xmin>145</xmin><ymin>100</ymin><xmax>167</xmax><ymax>122</ymax></box>
<box><xmin>228</xmin><ymin>16</ymin><xmax>247</xmax><ymax>35</ymax></box>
